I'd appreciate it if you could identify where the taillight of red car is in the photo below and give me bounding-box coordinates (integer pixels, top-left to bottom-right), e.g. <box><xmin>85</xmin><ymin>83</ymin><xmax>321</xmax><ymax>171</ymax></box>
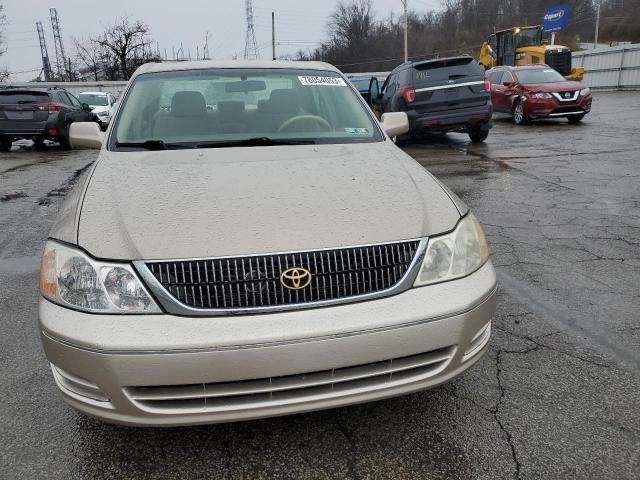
<box><xmin>484</xmin><ymin>79</ymin><xmax>491</xmax><ymax>93</ymax></box>
<box><xmin>36</xmin><ymin>103</ymin><xmax>64</xmax><ymax>113</ymax></box>
<box><xmin>400</xmin><ymin>87</ymin><xmax>416</xmax><ymax>104</ymax></box>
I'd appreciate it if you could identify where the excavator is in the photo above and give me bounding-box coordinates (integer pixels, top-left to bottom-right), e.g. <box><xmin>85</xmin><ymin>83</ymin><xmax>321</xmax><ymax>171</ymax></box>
<box><xmin>478</xmin><ymin>25</ymin><xmax>584</xmax><ymax>81</ymax></box>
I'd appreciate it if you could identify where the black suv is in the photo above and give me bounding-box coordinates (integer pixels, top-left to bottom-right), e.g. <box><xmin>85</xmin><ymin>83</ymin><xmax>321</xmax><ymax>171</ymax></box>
<box><xmin>378</xmin><ymin>55</ymin><xmax>493</xmax><ymax>142</ymax></box>
<box><xmin>0</xmin><ymin>87</ymin><xmax>97</xmax><ymax>151</ymax></box>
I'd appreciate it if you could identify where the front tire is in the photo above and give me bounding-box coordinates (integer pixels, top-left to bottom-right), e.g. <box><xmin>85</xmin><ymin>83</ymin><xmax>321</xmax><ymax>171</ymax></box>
<box><xmin>567</xmin><ymin>114</ymin><xmax>585</xmax><ymax>124</ymax></box>
<box><xmin>0</xmin><ymin>137</ymin><xmax>13</xmax><ymax>152</ymax></box>
<box><xmin>513</xmin><ymin>101</ymin><xmax>530</xmax><ymax>125</ymax></box>
<box><xmin>468</xmin><ymin>128</ymin><xmax>489</xmax><ymax>143</ymax></box>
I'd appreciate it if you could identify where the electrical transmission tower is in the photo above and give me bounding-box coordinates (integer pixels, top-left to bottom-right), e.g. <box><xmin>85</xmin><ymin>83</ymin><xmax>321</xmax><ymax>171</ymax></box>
<box><xmin>244</xmin><ymin>0</ymin><xmax>259</xmax><ymax>60</ymax></box>
<box><xmin>36</xmin><ymin>21</ymin><xmax>54</xmax><ymax>81</ymax></box>
<box><xmin>49</xmin><ymin>8</ymin><xmax>67</xmax><ymax>80</ymax></box>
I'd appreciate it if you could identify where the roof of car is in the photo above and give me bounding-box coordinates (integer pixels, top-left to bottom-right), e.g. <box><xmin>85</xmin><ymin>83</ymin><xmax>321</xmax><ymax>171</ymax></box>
<box><xmin>494</xmin><ymin>64</ymin><xmax>552</xmax><ymax>71</ymax></box>
<box><xmin>79</xmin><ymin>91</ymin><xmax>109</xmax><ymax>95</ymax></box>
<box><xmin>131</xmin><ymin>60</ymin><xmax>340</xmax><ymax>79</ymax></box>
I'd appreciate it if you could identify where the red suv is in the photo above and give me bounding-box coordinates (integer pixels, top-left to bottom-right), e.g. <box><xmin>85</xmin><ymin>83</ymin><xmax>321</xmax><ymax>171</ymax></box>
<box><xmin>486</xmin><ymin>65</ymin><xmax>592</xmax><ymax>125</ymax></box>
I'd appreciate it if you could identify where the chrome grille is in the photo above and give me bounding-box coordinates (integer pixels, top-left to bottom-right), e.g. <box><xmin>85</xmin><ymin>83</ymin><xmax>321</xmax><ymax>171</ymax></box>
<box><xmin>144</xmin><ymin>240</ymin><xmax>420</xmax><ymax>311</ymax></box>
<box><xmin>126</xmin><ymin>347</ymin><xmax>454</xmax><ymax>413</ymax></box>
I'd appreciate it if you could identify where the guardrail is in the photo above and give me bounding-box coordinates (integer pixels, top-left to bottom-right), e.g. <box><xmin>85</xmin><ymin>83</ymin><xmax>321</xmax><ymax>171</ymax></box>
<box><xmin>572</xmin><ymin>44</ymin><xmax>640</xmax><ymax>89</ymax></box>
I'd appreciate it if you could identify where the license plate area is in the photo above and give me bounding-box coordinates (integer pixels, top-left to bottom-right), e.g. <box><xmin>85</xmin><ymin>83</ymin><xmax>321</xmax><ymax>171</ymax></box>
<box><xmin>445</xmin><ymin>88</ymin><xmax>459</xmax><ymax>98</ymax></box>
<box><xmin>5</xmin><ymin>111</ymin><xmax>35</xmax><ymax>120</ymax></box>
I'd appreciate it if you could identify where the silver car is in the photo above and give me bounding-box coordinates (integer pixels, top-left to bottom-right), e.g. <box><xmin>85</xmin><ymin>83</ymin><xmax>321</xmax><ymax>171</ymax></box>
<box><xmin>39</xmin><ymin>60</ymin><xmax>496</xmax><ymax>426</ymax></box>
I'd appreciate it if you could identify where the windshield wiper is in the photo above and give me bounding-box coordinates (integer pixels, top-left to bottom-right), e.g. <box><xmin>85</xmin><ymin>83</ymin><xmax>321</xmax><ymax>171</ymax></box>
<box><xmin>195</xmin><ymin>137</ymin><xmax>316</xmax><ymax>149</ymax></box>
<box><xmin>115</xmin><ymin>140</ymin><xmax>194</xmax><ymax>150</ymax></box>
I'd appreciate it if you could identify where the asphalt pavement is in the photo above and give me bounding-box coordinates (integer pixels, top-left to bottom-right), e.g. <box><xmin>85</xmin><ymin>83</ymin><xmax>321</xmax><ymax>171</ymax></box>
<box><xmin>1</xmin><ymin>91</ymin><xmax>638</xmax><ymax>479</ymax></box>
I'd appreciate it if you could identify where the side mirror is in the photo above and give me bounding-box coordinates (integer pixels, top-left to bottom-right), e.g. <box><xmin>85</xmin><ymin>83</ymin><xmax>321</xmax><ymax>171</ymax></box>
<box><xmin>70</xmin><ymin>122</ymin><xmax>104</xmax><ymax>150</ymax></box>
<box><xmin>81</xmin><ymin>103</ymin><xmax>93</xmax><ymax>112</ymax></box>
<box><xmin>502</xmin><ymin>81</ymin><xmax>515</xmax><ymax>87</ymax></box>
<box><xmin>380</xmin><ymin>112</ymin><xmax>409</xmax><ymax>137</ymax></box>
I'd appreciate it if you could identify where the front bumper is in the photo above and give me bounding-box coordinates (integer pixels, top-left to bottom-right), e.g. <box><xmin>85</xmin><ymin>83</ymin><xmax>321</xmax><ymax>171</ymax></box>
<box><xmin>40</xmin><ymin>261</ymin><xmax>497</xmax><ymax>426</ymax></box>
<box><xmin>523</xmin><ymin>94</ymin><xmax>592</xmax><ymax>119</ymax></box>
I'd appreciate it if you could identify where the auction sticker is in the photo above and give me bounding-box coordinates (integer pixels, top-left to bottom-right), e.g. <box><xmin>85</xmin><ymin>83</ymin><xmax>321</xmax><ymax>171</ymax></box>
<box><xmin>298</xmin><ymin>76</ymin><xmax>347</xmax><ymax>86</ymax></box>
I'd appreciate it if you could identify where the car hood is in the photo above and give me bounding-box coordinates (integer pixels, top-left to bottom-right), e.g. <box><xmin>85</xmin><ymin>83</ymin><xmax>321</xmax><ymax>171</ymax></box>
<box><xmin>76</xmin><ymin>142</ymin><xmax>461</xmax><ymax>260</ymax></box>
<box><xmin>90</xmin><ymin>105</ymin><xmax>110</xmax><ymax>114</ymax></box>
<box><xmin>523</xmin><ymin>81</ymin><xmax>583</xmax><ymax>93</ymax></box>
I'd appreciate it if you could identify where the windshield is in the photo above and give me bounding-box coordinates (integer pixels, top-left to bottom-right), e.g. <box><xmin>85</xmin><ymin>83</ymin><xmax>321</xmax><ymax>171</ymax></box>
<box><xmin>78</xmin><ymin>93</ymin><xmax>109</xmax><ymax>106</ymax></box>
<box><xmin>111</xmin><ymin>68</ymin><xmax>382</xmax><ymax>149</ymax></box>
<box><xmin>516</xmin><ymin>28</ymin><xmax>542</xmax><ymax>48</ymax></box>
<box><xmin>515</xmin><ymin>68</ymin><xmax>566</xmax><ymax>84</ymax></box>
<box><xmin>0</xmin><ymin>91</ymin><xmax>50</xmax><ymax>104</ymax></box>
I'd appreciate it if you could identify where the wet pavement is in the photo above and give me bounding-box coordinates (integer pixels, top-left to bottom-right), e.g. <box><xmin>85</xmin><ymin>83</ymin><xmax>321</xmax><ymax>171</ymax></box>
<box><xmin>1</xmin><ymin>91</ymin><xmax>638</xmax><ymax>479</ymax></box>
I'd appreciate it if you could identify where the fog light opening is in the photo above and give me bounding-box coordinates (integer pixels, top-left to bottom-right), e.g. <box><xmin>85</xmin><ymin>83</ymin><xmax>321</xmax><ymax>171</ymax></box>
<box><xmin>463</xmin><ymin>321</ymin><xmax>492</xmax><ymax>362</ymax></box>
<box><xmin>51</xmin><ymin>364</ymin><xmax>110</xmax><ymax>402</ymax></box>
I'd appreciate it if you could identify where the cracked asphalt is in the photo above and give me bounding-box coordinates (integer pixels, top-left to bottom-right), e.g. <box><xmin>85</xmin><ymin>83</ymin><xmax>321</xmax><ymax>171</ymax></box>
<box><xmin>1</xmin><ymin>91</ymin><xmax>639</xmax><ymax>479</ymax></box>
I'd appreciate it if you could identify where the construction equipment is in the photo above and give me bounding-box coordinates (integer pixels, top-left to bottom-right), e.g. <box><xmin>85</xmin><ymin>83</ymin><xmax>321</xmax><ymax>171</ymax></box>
<box><xmin>478</xmin><ymin>25</ymin><xmax>584</xmax><ymax>81</ymax></box>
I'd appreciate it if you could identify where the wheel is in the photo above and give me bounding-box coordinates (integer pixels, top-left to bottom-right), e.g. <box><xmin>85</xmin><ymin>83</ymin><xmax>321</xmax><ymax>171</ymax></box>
<box><xmin>0</xmin><ymin>138</ymin><xmax>12</xmax><ymax>152</ymax></box>
<box><xmin>33</xmin><ymin>138</ymin><xmax>47</xmax><ymax>150</ymax></box>
<box><xmin>567</xmin><ymin>114</ymin><xmax>585</xmax><ymax>124</ymax></box>
<box><xmin>513</xmin><ymin>101</ymin><xmax>530</xmax><ymax>125</ymax></box>
<box><xmin>468</xmin><ymin>128</ymin><xmax>489</xmax><ymax>143</ymax></box>
<box><xmin>58</xmin><ymin>133</ymin><xmax>71</xmax><ymax>150</ymax></box>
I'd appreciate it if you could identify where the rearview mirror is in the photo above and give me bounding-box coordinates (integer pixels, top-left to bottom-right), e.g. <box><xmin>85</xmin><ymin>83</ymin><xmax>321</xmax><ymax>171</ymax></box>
<box><xmin>70</xmin><ymin>122</ymin><xmax>104</xmax><ymax>150</ymax></box>
<box><xmin>380</xmin><ymin>112</ymin><xmax>409</xmax><ymax>137</ymax></box>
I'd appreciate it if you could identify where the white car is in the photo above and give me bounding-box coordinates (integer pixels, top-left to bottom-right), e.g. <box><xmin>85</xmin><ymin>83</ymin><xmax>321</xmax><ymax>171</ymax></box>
<box><xmin>77</xmin><ymin>91</ymin><xmax>117</xmax><ymax>128</ymax></box>
<box><xmin>41</xmin><ymin>61</ymin><xmax>496</xmax><ymax>426</ymax></box>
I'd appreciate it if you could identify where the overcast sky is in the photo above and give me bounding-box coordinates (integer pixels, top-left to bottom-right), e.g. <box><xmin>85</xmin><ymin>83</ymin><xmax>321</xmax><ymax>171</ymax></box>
<box><xmin>2</xmin><ymin>0</ymin><xmax>441</xmax><ymax>81</ymax></box>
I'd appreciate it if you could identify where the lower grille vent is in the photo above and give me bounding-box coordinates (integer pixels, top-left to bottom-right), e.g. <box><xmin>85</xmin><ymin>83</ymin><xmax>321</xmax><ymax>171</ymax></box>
<box><xmin>126</xmin><ymin>347</ymin><xmax>454</xmax><ymax>412</ymax></box>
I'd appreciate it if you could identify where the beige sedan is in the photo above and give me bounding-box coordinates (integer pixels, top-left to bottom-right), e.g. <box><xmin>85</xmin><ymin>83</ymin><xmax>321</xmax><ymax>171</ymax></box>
<box><xmin>39</xmin><ymin>60</ymin><xmax>496</xmax><ymax>426</ymax></box>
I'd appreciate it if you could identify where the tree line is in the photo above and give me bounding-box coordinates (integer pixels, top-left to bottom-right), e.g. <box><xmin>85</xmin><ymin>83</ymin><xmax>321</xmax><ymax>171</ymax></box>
<box><xmin>298</xmin><ymin>0</ymin><xmax>640</xmax><ymax>72</ymax></box>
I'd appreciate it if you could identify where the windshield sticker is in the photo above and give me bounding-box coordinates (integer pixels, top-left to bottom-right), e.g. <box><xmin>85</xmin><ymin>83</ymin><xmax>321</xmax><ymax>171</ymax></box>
<box><xmin>298</xmin><ymin>76</ymin><xmax>347</xmax><ymax>86</ymax></box>
<box><xmin>344</xmin><ymin>127</ymin><xmax>370</xmax><ymax>134</ymax></box>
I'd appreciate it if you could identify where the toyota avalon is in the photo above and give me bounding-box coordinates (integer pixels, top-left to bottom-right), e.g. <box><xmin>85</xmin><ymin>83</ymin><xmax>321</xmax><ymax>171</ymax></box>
<box><xmin>39</xmin><ymin>60</ymin><xmax>496</xmax><ymax>426</ymax></box>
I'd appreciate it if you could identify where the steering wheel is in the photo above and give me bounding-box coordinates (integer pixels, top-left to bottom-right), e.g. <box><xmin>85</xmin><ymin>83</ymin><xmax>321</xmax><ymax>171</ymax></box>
<box><xmin>277</xmin><ymin>115</ymin><xmax>332</xmax><ymax>133</ymax></box>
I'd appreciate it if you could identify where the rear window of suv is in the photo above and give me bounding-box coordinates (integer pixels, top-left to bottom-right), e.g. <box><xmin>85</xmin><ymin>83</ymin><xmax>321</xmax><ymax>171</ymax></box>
<box><xmin>0</xmin><ymin>91</ymin><xmax>50</xmax><ymax>104</ymax></box>
<box><xmin>411</xmin><ymin>58</ymin><xmax>483</xmax><ymax>83</ymax></box>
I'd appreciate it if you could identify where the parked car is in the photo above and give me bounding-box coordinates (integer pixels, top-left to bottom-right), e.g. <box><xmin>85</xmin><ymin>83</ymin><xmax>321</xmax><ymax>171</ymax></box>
<box><xmin>0</xmin><ymin>87</ymin><xmax>98</xmax><ymax>151</ymax></box>
<box><xmin>347</xmin><ymin>75</ymin><xmax>381</xmax><ymax>107</ymax></box>
<box><xmin>78</xmin><ymin>91</ymin><xmax>117</xmax><ymax>129</ymax></box>
<box><xmin>486</xmin><ymin>64</ymin><xmax>592</xmax><ymax>125</ymax></box>
<box><xmin>377</xmin><ymin>55</ymin><xmax>493</xmax><ymax>143</ymax></box>
<box><xmin>39</xmin><ymin>60</ymin><xmax>496</xmax><ymax>426</ymax></box>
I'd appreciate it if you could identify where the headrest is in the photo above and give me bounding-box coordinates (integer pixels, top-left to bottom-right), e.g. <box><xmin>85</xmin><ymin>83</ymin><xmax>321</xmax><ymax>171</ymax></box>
<box><xmin>171</xmin><ymin>91</ymin><xmax>206</xmax><ymax>117</ymax></box>
<box><xmin>268</xmin><ymin>89</ymin><xmax>300</xmax><ymax>114</ymax></box>
<box><xmin>217</xmin><ymin>101</ymin><xmax>245</xmax><ymax>116</ymax></box>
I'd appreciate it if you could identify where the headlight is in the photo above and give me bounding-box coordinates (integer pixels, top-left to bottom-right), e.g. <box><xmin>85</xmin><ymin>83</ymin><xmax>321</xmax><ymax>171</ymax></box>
<box><xmin>39</xmin><ymin>240</ymin><xmax>161</xmax><ymax>313</ymax></box>
<box><xmin>580</xmin><ymin>87</ymin><xmax>591</xmax><ymax>96</ymax></box>
<box><xmin>531</xmin><ymin>92</ymin><xmax>552</xmax><ymax>99</ymax></box>
<box><xmin>96</xmin><ymin>111</ymin><xmax>109</xmax><ymax>117</ymax></box>
<box><xmin>414</xmin><ymin>213</ymin><xmax>489</xmax><ymax>287</ymax></box>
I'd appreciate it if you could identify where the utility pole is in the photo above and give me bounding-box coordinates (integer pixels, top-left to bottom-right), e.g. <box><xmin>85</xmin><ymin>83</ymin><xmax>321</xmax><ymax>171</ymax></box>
<box><xmin>36</xmin><ymin>21</ymin><xmax>53</xmax><ymax>81</ymax></box>
<box><xmin>244</xmin><ymin>0</ymin><xmax>259</xmax><ymax>60</ymax></box>
<box><xmin>272</xmin><ymin>12</ymin><xmax>276</xmax><ymax>60</ymax></box>
<box><xmin>594</xmin><ymin>1</ymin><xmax>601</xmax><ymax>49</ymax></box>
<box><xmin>401</xmin><ymin>0</ymin><xmax>408</xmax><ymax>62</ymax></box>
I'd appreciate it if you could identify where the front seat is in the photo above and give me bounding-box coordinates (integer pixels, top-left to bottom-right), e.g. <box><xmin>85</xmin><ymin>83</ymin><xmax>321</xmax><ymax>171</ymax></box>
<box><xmin>260</xmin><ymin>89</ymin><xmax>302</xmax><ymax>132</ymax></box>
<box><xmin>154</xmin><ymin>91</ymin><xmax>213</xmax><ymax>139</ymax></box>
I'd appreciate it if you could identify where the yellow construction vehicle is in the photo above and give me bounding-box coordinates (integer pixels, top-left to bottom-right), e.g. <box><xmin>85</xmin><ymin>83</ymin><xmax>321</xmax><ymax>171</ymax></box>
<box><xmin>478</xmin><ymin>25</ymin><xmax>584</xmax><ymax>81</ymax></box>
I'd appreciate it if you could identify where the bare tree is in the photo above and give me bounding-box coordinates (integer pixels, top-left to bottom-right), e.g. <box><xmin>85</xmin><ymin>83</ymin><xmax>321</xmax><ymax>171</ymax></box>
<box><xmin>73</xmin><ymin>36</ymin><xmax>106</xmax><ymax>81</ymax></box>
<box><xmin>92</xmin><ymin>17</ymin><xmax>153</xmax><ymax>80</ymax></box>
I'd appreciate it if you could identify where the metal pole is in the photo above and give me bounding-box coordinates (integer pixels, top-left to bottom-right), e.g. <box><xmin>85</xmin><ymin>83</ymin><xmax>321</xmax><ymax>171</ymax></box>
<box><xmin>402</xmin><ymin>0</ymin><xmax>408</xmax><ymax>62</ymax></box>
<box><xmin>594</xmin><ymin>2</ymin><xmax>601</xmax><ymax>49</ymax></box>
<box><xmin>551</xmin><ymin>32</ymin><xmax>556</xmax><ymax>45</ymax></box>
<box><xmin>272</xmin><ymin>11</ymin><xmax>276</xmax><ymax>60</ymax></box>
